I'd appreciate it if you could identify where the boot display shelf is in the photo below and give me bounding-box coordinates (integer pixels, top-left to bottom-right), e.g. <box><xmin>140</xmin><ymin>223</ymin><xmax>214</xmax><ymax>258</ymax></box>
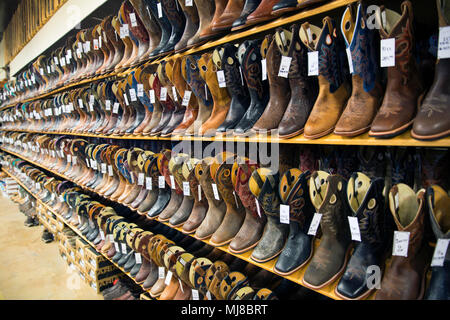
<box><xmin>1</xmin><ymin>146</ymin><xmax>371</xmax><ymax>300</ymax></box>
<box><xmin>0</xmin><ymin>0</ymin><xmax>359</xmax><ymax>111</ymax></box>
<box><xmin>1</xmin><ymin>166</ymin><xmax>157</xmax><ymax>298</ymax></box>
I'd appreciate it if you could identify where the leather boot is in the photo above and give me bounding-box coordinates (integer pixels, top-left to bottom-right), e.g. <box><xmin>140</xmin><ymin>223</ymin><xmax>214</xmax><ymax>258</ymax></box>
<box><xmin>228</xmin><ymin>158</ymin><xmax>266</xmax><ymax>254</ymax></box>
<box><xmin>251</xmin><ymin>29</ymin><xmax>291</xmax><ymax>135</ymax></box>
<box><xmin>209</xmin><ymin>155</ymin><xmax>245</xmax><ymax>246</ymax></box>
<box><xmin>146</xmin><ymin>0</ymin><xmax>174</xmax><ymax>57</ymax></box>
<box><xmin>182</xmin><ymin>159</ymin><xmax>209</xmax><ymax>234</ymax></box>
<box><xmin>212</xmin><ymin>0</ymin><xmax>245</xmax><ymax>32</ymax></box>
<box><xmin>198</xmin><ymin>50</ymin><xmax>231</xmax><ymax>136</ymax></box>
<box><xmin>187</xmin><ymin>0</ymin><xmax>215</xmax><ymax>48</ymax></box>
<box><xmin>244</xmin><ymin>0</ymin><xmax>278</xmax><ymax>27</ymax></box>
<box><xmin>123</xmin><ymin>1</ymin><xmax>150</xmax><ymax>65</ymax></box>
<box><xmin>175</xmin><ymin>0</ymin><xmax>200</xmax><ymax>52</ymax></box>
<box><xmin>301</xmin><ymin>18</ymin><xmax>351</xmax><ymax>139</ymax></box>
<box><xmin>130</xmin><ymin>151</ymin><xmax>154</xmax><ymax>209</ymax></box>
<box><xmin>231</xmin><ymin>0</ymin><xmax>261</xmax><ymax>31</ymax></box>
<box><xmin>150</xmin><ymin>65</ymin><xmax>176</xmax><ymax>135</ymax></box>
<box><xmin>334</xmin><ymin>2</ymin><xmax>383</xmax><ymax>137</ymax></box>
<box><xmin>143</xmin><ymin>77</ymin><xmax>164</xmax><ymax>135</ymax></box>
<box><xmin>277</xmin><ymin>24</ymin><xmax>319</xmax><ymax>138</ymax></box>
<box><xmin>183</xmin><ymin>55</ymin><xmax>214</xmax><ymax>135</ymax></box>
<box><xmin>137</xmin><ymin>154</ymin><xmax>161</xmax><ymax>214</ymax></box>
<box><xmin>274</xmin><ymin>169</ymin><xmax>315</xmax><ymax>275</ymax></box>
<box><xmin>369</xmin><ymin>1</ymin><xmax>425</xmax><ymax>138</ymax></box>
<box><xmin>412</xmin><ymin>0</ymin><xmax>450</xmax><ymax>140</ymax></box>
<box><xmin>375</xmin><ymin>184</ymin><xmax>432</xmax><ymax>300</ymax></box>
<box><xmin>249</xmin><ymin>168</ymin><xmax>289</xmax><ymax>263</ymax></box>
<box><xmin>302</xmin><ymin>171</ymin><xmax>352</xmax><ymax>289</ymax></box>
<box><xmin>160</xmin><ymin>0</ymin><xmax>186</xmax><ymax>54</ymax></box>
<box><xmin>169</xmin><ymin>155</ymin><xmax>195</xmax><ymax>227</ymax></box>
<box><xmin>199</xmin><ymin>0</ymin><xmax>228</xmax><ymax>41</ymax></box>
<box><xmin>425</xmin><ymin>185</ymin><xmax>450</xmax><ymax>300</ymax></box>
<box><xmin>195</xmin><ymin>157</ymin><xmax>227</xmax><ymax>240</ymax></box>
<box><xmin>158</xmin><ymin>153</ymin><xmax>184</xmax><ymax>221</ymax></box>
<box><xmin>216</xmin><ymin>43</ymin><xmax>251</xmax><ymax>135</ymax></box>
<box><xmin>147</xmin><ymin>151</ymin><xmax>172</xmax><ymax>218</ymax></box>
<box><xmin>233</xmin><ymin>39</ymin><xmax>270</xmax><ymax>135</ymax></box>
<box><xmin>133</xmin><ymin>66</ymin><xmax>155</xmax><ymax>135</ymax></box>
<box><xmin>171</xmin><ymin>57</ymin><xmax>200</xmax><ymax>135</ymax></box>
<box><xmin>335</xmin><ymin>172</ymin><xmax>388</xmax><ymax>300</ymax></box>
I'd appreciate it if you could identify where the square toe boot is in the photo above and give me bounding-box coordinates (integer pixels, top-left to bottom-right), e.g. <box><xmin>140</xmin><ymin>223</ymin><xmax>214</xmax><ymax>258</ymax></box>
<box><xmin>157</xmin><ymin>157</ymin><xmax>184</xmax><ymax>221</ymax></box>
<box><xmin>274</xmin><ymin>169</ymin><xmax>315</xmax><ymax>276</ymax></box>
<box><xmin>228</xmin><ymin>159</ymin><xmax>266</xmax><ymax>254</ymax></box>
<box><xmin>194</xmin><ymin>159</ymin><xmax>227</xmax><ymax>240</ymax></box>
<box><xmin>169</xmin><ymin>156</ymin><xmax>195</xmax><ymax>227</ymax></box>
<box><xmin>334</xmin><ymin>2</ymin><xmax>383</xmax><ymax>137</ymax></box>
<box><xmin>199</xmin><ymin>0</ymin><xmax>228</xmax><ymax>41</ymax></box>
<box><xmin>186</xmin><ymin>0</ymin><xmax>215</xmax><ymax>48</ymax></box>
<box><xmin>244</xmin><ymin>0</ymin><xmax>279</xmax><ymax>27</ymax></box>
<box><xmin>375</xmin><ymin>184</ymin><xmax>432</xmax><ymax>300</ymax></box>
<box><xmin>424</xmin><ymin>185</ymin><xmax>450</xmax><ymax>300</ymax></box>
<box><xmin>412</xmin><ymin>0</ymin><xmax>450</xmax><ymax>141</ymax></box>
<box><xmin>175</xmin><ymin>0</ymin><xmax>200</xmax><ymax>53</ymax></box>
<box><xmin>211</xmin><ymin>0</ymin><xmax>245</xmax><ymax>32</ymax></box>
<box><xmin>209</xmin><ymin>157</ymin><xmax>246</xmax><ymax>247</ymax></box>
<box><xmin>369</xmin><ymin>1</ymin><xmax>425</xmax><ymax>138</ymax></box>
<box><xmin>335</xmin><ymin>172</ymin><xmax>388</xmax><ymax>300</ymax></box>
<box><xmin>231</xmin><ymin>0</ymin><xmax>261</xmax><ymax>31</ymax></box>
<box><xmin>301</xmin><ymin>18</ymin><xmax>351</xmax><ymax>140</ymax></box>
<box><xmin>249</xmin><ymin>168</ymin><xmax>289</xmax><ymax>263</ymax></box>
<box><xmin>302</xmin><ymin>171</ymin><xmax>352</xmax><ymax>289</ymax></box>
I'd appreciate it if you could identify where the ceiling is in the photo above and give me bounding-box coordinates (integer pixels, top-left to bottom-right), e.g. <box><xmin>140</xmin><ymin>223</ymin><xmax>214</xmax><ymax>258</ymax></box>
<box><xmin>0</xmin><ymin>0</ymin><xmax>21</xmax><ymax>42</ymax></box>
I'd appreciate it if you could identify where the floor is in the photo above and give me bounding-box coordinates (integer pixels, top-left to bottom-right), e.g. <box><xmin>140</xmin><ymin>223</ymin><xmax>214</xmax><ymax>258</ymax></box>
<box><xmin>0</xmin><ymin>194</ymin><xmax>103</xmax><ymax>300</ymax></box>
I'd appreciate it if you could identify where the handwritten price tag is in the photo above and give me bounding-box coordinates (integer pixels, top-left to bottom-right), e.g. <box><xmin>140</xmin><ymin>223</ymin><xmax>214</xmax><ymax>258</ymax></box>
<box><xmin>380</xmin><ymin>38</ymin><xmax>396</xmax><ymax>67</ymax></box>
<box><xmin>307</xmin><ymin>213</ymin><xmax>322</xmax><ymax>236</ymax></box>
<box><xmin>392</xmin><ymin>231</ymin><xmax>410</xmax><ymax>257</ymax></box>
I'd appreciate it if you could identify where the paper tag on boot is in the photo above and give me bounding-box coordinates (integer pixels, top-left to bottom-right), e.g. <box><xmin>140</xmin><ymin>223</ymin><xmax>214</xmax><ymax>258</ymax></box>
<box><xmin>198</xmin><ymin>185</ymin><xmax>202</xmax><ymax>201</ymax></box>
<box><xmin>211</xmin><ymin>183</ymin><xmax>220</xmax><ymax>200</ymax></box>
<box><xmin>438</xmin><ymin>26</ymin><xmax>450</xmax><ymax>59</ymax></box>
<box><xmin>149</xmin><ymin>90</ymin><xmax>156</xmax><ymax>103</ymax></box>
<box><xmin>191</xmin><ymin>289</ymin><xmax>199</xmax><ymax>300</ymax></box>
<box><xmin>348</xmin><ymin>216</ymin><xmax>361</xmax><ymax>241</ymax></box>
<box><xmin>129</xmin><ymin>88</ymin><xmax>137</xmax><ymax>102</ymax></box>
<box><xmin>278</xmin><ymin>56</ymin><xmax>292</xmax><ymax>78</ymax></box>
<box><xmin>392</xmin><ymin>231</ymin><xmax>410</xmax><ymax>257</ymax></box>
<box><xmin>105</xmin><ymin>100</ymin><xmax>111</xmax><ymax>111</ymax></box>
<box><xmin>100</xmin><ymin>230</ymin><xmax>105</xmax><ymax>240</ymax></box>
<box><xmin>138</xmin><ymin>173</ymin><xmax>145</xmax><ymax>186</ymax></box>
<box><xmin>346</xmin><ymin>47</ymin><xmax>354</xmax><ymax>74</ymax></box>
<box><xmin>137</xmin><ymin>84</ymin><xmax>144</xmax><ymax>97</ymax></box>
<box><xmin>380</xmin><ymin>38</ymin><xmax>396</xmax><ymax>67</ymax></box>
<box><xmin>182</xmin><ymin>91</ymin><xmax>191</xmax><ymax>106</ymax></box>
<box><xmin>279</xmin><ymin>204</ymin><xmax>290</xmax><ymax>224</ymax></box>
<box><xmin>216</xmin><ymin>70</ymin><xmax>226</xmax><ymax>88</ymax></box>
<box><xmin>261</xmin><ymin>59</ymin><xmax>267</xmax><ymax>81</ymax></box>
<box><xmin>183</xmin><ymin>181</ymin><xmax>190</xmax><ymax>196</ymax></box>
<box><xmin>431</xmin><ymin>239</ymin><xmax>450</xmax><ymax>267</ymax></box>
<box><xmin>113</xmin><ymin>103</ymin><xmax>120</xmax><ymax>114</ymax></box>
<box><xmin>255</xmin><ymin>198</ymin><xmax>262</xmax><ymax>218</ymax></box>
<box><xmin>146</xmin><ymin>177</ymin><xmax>152</xmax><ymax>190</ymax></box>
<box><xmin>160</xmin><ymin>87</ymin><xmax>167</xmax><ymax>101</ymax></box>
<box><xmin>121</xmin><ymin>243</ymin><xmax>127</xmax><ymax>254</ymax></box>
<box><xmin>101</xmin><ymin>163</ymin><xmax>107</xmax><ymax>174</ymax></box>
<box><xmin>308</xmin><ymin>51</ymin><xmax>319</xmax><ymax>76</ymax></box>
<box><xmin>129</xmin><ymin>13</ymin><xmax>137</xmax><ymax>27</ymax></box>
<box><xmin>172</xmin><ymin>86</ymin><xmax>178</xmax><ymax>101</ymax></box>
<box><xmin>135</xmin><ymin>252</ymin><xmax>142</xmax><ymax>264</ymax></box>
<box><xmin>157</xmin><ymin>2</ymin><xmax>163</xmax><ymax>18</ymax></box>
<box><xmin>108</xmin><ymin>165</ymin><xmax>114</xmax><ymax>176</ymax></box>
<box><xmin>159</xmin><ymin>176</ymin><xmax>165</xmax><ymax>188</ymax></box>
<box><xmin>185</xmin><ymin>0</ymin><xmax>193</xmax><ymax>6</ymax></box>
<box><xmin>164</xmin><ymin>270</ymin><xmax>173</xmax><ymax>285</ymax></box>
<box><xmin>307</xmin><ymin>213</ymin><xmax>322</xmax><ymax>236</ymax></box>
<box><xmin>169</xmin><ymin>175</ymin><xmax>176</xmax><ymax>189</ymax></box>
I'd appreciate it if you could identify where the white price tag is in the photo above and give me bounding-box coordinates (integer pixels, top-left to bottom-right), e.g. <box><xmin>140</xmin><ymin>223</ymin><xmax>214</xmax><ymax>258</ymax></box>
<box><xmin>129</xmin><ymin>13</ymin><xmax>138</xmax><ymax>27</ymax></box>
<box><xmin>172</xmin><ymin>86</ymin><xmax>178</xmax><ymax>101</ymax></box>
<box><xmin>145</xmin><ymin>177</ymin><xmax>152</xmax><ymax>190</ymax></box>
<box><xmin>135</xmin><ymin>252</ymin><xmax>142</xmax><ymax>264</ymax></box>
<box><xmin>191</xmin><ymin>289</ymin><xmax>199</xmax><ymax>300</ymax></box>
<box><xmin>160</xmin><ymin>87</ymin><xmax>167</xmax><ymax>101</ymax></box>
<box><xmin>89</xmin><ymin>103</ymin><xmax>94</xmax><ymax>112</ymax></box>
<box><xmin>185</xmin><ymin>0</ymin><xmax>193</xmax><ymax>6</ymax></box>
<box><xmin>198</xmin><ymin>185</ymin><xmax>202</xmax><ymax>201</ymax></box>
<box><xmin>182</xmin><ymin>90</ymin><xmax>191</xmax><ymax>106</ymax></box>
<box><xmin>212</xmin><ymin>183</ymin><xmax>220</xmax><ymax>200</ymax></box>
<box><xmin>183</xmin><ymin>181</ymin><xmax>190</xmax><ymax>196</ymax></box>
<box><xmin>78</xmin><ymin>99</ymin><xmax>83</xmax><ymax>109</ymax></box>
<box><xmin>261</xmin><ymin>59</ymin><xmax>267</xmax><ymax>81</ymax></box>
<box><xmin>380</xmin><ymin>38</ymin><xmax>396</xmax><ymax>67</ymax></box>
<box><xmin>138</xmin><ymin>173</ymin><xmax>145</xmax><ymax>186</ymax></box>
<box><xmin>105</xmin><ymin>100</ymin><xmax>111</xmax><ymax>111</ymax></box>
<box><xmin>149</xmin><ymin>90</ymin><xmax>156</xmax><ymax>103</ymax></box>
<box><xmin>129</xmin><ymin>88</ymin><xmax>137</xmax><ymax>102</ymax></box>
<box><xmin>108</xmin><ymin>165</ymin><xmax>114</xmax><ymax>177</ymax></box>
<box><xmin>93</xmin><ymin>39</ymin><xmax>99</xmax><ymax>50</ymax></box>
<box><xmin>278</xmin><ymin>56</ymin><xmax>292</xmax><ymax>78</ymax></box>
<box><xmin>113</xmin><ymin>102</ymin><xmax>120</xmax><ymax>114</ymax></box>
<box><xmin>164</xmin><ymin>270</ymin><xmax>173</xmax><ymax>285</ymax></box>
<box><xmin>101</xmin><ymin>163</ymin><xmax>107</xmax><ymax>173</ymax></box>
<box><xmin>159</xmin><ymin>176</ymin><xmax>165</xmax><ymax>188</ymax></box>
<box><xmin>91</xmin><ymin>159</ymin><xmax>98</xmax><ymax>170</ymax></box>
<box><xmin>121</xmin><ymin>243</ymin><xmax>127</xmax><ymax>254</ymax></box>
<box><xmin>216</xmin><ymin>70</ymin><xmax>226</xmax><ymax>88</ymax></box>
<box><xmin>392</xmin><ymin>231</ymin><xmax>410</xmax><ymax>257</ymax></box>
<box><xmin>157</xmin><ymin>2</ymin><xmax>163</xmax><ymax>18</ymax></box>
<box><xmin>431</xmin><ymin>239</ymin><xmax>450</xmax><ymax>267</ymax></box>
<box><xmin>100</xmin><ymin>230</ymin><xmax>105</xmax><ymax>240</ymax></box>
<box><xmin>67</xmin><ymin>154</ymin><xmax>72</xmax><ymax>163</ymax></box>
<box><xmin>72</xmin><ymin>156</ymin><xmax>77</xmax><ymax>165</ymax></box>
<box><xmin>348</xmin><ymin>216</ymin><xmax>361</xmax><ymax>242</ymax></box>
<box><xmin>438</xmin><ymin>26</ymin><xmax>450</xmax><ymax>59</ymax></box>
<box><xmin>255</xmin><ymin>198</ymin><xmax>262</xmax><ymax>217</ymax></box>
<box><xmin>158</xmin><ymin>266</ymin><xmax>165</xmax><ymax>279</ymax></box>
<box><xmin>206</xmin><ymin>291</ymin><xmax>212</xmax><ymax>300</ymax></box>
<box><xmin>279</xmin><ymin>204</ymin><xmax>290</xmax><ymax>224</ymax></box>
<box><xmin>307</xmin><ymin>213</ymin><xmax>322</xmax><ymax>236</ymax></box>
<box><xmin>308</xmin><ymin>51</ymin><xmax>319</xmax><ymax>76</ymax></box>
<box><xmin>169</xmin><ymin>175</ymin><xmax>176</xmax><ymax>189</ymax></box>
<box><xmin>137</xmin><ymin>84</ymin><xmax>144</xmax><ymax>97</ymax></box>
<box><xmin>120</xmin><ymin>24</ymin><xmax>129</xmax><ymax>38</ymax></box>
<box><xmin>123</xmin><ymin>93</ymin><xmax>129</xmax><ymax>106</ymax></box>
<box><xmin>346</xmin><ymin>47</ymin><xmax>354</xmax><ymax>74</ymax></box>
<box><xmin>114</xmin><ymin>242</ymin><xmax>120</xmax><ymax>252</ymax></box>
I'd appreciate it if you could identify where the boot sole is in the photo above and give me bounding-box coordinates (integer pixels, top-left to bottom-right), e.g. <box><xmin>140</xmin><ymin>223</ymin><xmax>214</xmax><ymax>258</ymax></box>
<box><xmin>303</xmin><ymin>126</ymin><xmax>335</xmax><ymax>140</ymax></box>
<box><xmin>278</xmin><ymin>128</ymin><xmax>304</xmax><ymax>139</ymax></box>
<box><xmin>368</xmin><ymin>120</ymin><xmax>413</xmax><ymax>139</ymax></box>
<box><xmin>228</xmin><ymin>239</ymin><xmax>261</xmax><ymax>255</ymax></box>
<box><xmin>333</xmin><ymin>126</ymin><xmax>370</xmax><ymax>137</ymax></box>
<box><xmin>250</xmin><ymin>246</ymin><xmax>284</xmax><ymax>264</ymax></box>
<box><xmin>272</xmin><ymin>239</ymin><xmax>314</xmax><ymax>276</ymax></box>
<box><xmin>410</xmin><ymin>129</ymin><xmax>450</xmax><ymax>141</ymax></box>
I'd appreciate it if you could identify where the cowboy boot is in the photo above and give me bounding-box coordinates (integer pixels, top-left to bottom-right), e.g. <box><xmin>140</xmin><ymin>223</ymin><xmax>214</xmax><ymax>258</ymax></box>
<box><xmin>274</xmin><ymin>169</ymin><xmax>315</xmax><ymax>276</ymax></box>
<box><xmin>145</xmin><ymin>0</ymin><xmax>173</xmax><ymax>57</ymax></box>
<box><xmin>133</xmin><ymin>66</ymin><xmax>156</xmax><ymax>135</ymax></box>
<box><xmin>244</xmin><ymin>0</ymin><xmax>278</xmax><ymax>27</ymax></box>
<box><xmin>149</xmin><ymin>66</ymin><xmax>176</xmax><ymax>135</ymax></box>
<box><xmin>228</xmin><ymin>158</ymin><xmax>266</xmax><ymax>254</ymax></box>
<box><xmin>233</xmin><ymin>39</ymin><xmax>270</xmax><ymax>135</ymax></box>
<box><xmin>249</xmin><ymin>168</ymin><xmax>289</xmax><ymax>263</ymax></box>
<box><xmin>302</xmin><ymin>171</ymin><xmax>352</xmax><ymax>289</ymax></box>
<box><xmin>160</xmin><ymin>0</ymin><xmax>186</xmax><ymax>54</ymax></box>
<box><xmin>130</xmin><ymin>151</ymin><xmax>155</xmax><ymax>209</ymax></box>
<box><xmin>334</xmin><ymin>2</ymin><xmax>383</xmax><ymax>137</ymax></box>
<box><xmin>301</xmin><ymin>18</ymin><xmax>351</xmax><ymax>139</ymax></box>
<box><xmin>198</xmin><ymin>50</ymin><xmax>231</xmax><ymax>136</ymax></box>
<box><xmin>369</xmin><ymin>1</ymin><xmax>425</xmax><ymax>138</ymax></box>
<box><xmin>425</xmin><ymin>185</ymin><xmax>450</xmax><ymax>300</ymax></box>
<box><xmin>375</xmin><ymin>184</ymin><xmax>432</xmax><ymax>300</ymax></box>
<box><xmin>277</xmin><ymin>23</ymin><xmax>319</xmax><ymax>138</ymax></box>
<box><xmin>157</xmin><ymin>152</ymin><xmax>184</xmax><ymax>221</ymax></box>
<box><xmin>211</xmin><ymin>0</ymin><xmax>245</xmax><ymax>32</ymax></box>
<box><xmin>251</xmin><ymin>29</ymin><xmax>291</xmax><ymax>135</ymax></box>
<box><xmin>412</xmin><ymin>0</ymin><xmax>450</xmax><ymax>140</ymax></box>
<box><xmin>198</xmin><ymin>0</ymin><xmax>227</xmax><ymax>41</ymax></box>
<box><xmin>335</xmin><ymin>172</ymin><xmax>388</xmax><ymax>300</ymax></box>
<box><xmin>216</xmin><ymin>43</ymin><xmax>251</xmax><ymax>135</ymax></box>
<box><xmin>175</xmin><ymin>0</ymin><xmax>199</xmax><ymax>52</ymax></box>
<box><xmin>143</xmin><ymin>75</ymin><xmax>164</xmax><ymax>135</ymax></box>
<box><xmin>137</xmin><ymin>154</ymin><xmax>161</xmax><ymax>214</ymax></box>
<box><xmin>147</xmin><ymin>151</ymin><xmax>172</xmax><ymax>218</ymax></box>
<box><xmin>195</xmin><ymin>157</ymin><xmax>227</xmax><ymax>240</ymax></box>
<box><xmin>209</xmin><ymin>155</ymin><xmax>246</xmax><ymax>246</ymax></box>
<box><xmin>231</xmin><ymin>0</ymin><xmax>261</xmax><ymax>31</ymax></box>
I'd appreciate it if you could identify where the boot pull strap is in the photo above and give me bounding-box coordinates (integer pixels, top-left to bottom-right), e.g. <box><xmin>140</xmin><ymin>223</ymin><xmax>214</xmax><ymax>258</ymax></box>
<box><xmin>401</xmin><ymin>0</ymin><xmax>414</xmax><ymax>26</ymax></box>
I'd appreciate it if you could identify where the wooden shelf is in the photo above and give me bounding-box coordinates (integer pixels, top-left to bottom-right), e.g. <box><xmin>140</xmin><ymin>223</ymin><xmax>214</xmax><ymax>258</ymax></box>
<box><xmin>2</xmin><ymin>128</ymin><xmax>450</xmax><ymax>148</ymax></box>
<box><xmin>1</xmin><ymin>147</ymin><xmax>377</xmax><ymax>300</ymax></box>
<box><xmin>0</xmin><ymin>0</ymin><xmax>357</xmax><ymax>111</ymax></box>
